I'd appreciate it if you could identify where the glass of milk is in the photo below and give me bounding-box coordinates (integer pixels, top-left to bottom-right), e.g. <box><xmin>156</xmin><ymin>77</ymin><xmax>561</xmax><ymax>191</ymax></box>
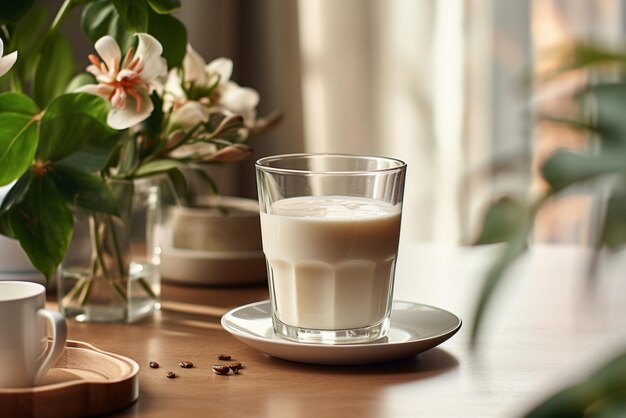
<box><xmin>256</xmin><ymin>154</ymin><xmax>406</xmax><ymax>344</ymax></box>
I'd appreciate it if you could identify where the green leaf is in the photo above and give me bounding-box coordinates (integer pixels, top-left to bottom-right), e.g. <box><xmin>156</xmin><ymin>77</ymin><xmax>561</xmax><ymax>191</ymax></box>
<box><xmin>38</xmin><ymin>93</ymin><xmax>116</xmax><ymax>162</ymax></box>
<box><xmin>148</xmin><ymin>10</ymin><xmax>187</xmax><ymax>69</ymax></box>
<box><xmin>165</xmin><ymin>167</ymin><xmax>188</xmax><ymax>204</ymax></box>
<box><xmin>541</xmin><ymin>43</ymin><xmax>626</xmax><ymax>80</ymax></box>
<box><xmin>0</xmin><ymin>113</ymin><xmax>39</xmax><ymax>186</ymax></box>
<box><xmin>143</xmin><ymin>91</ymin><xmax>164</xmax><ymax>145</ymax></box>
<box><xmin>134</xmin><ymin>159</ymin><xmax>181</xmax><ymax>177</ymax></box>
<box><xmin>56</xmin><ymin>133</ymin><xmax>120</xmax><ymax>172</ymax></box>
<box><xmin>33</xmin><ymin>31</ymin><xmax>74</xmax><ymax>108</ymax></box>
<box><xmin>474</xmin><ymin>197</ymin><xmax>528</xmax><ymax>244</ymax></box>
<box><xmin>8</xmin><ymin>175</ymin><xmax>73</xmax><ymax>281</ymax></box>
<box><xmin>65</xmin><ymin>73</ymin><xmax>96</xmax><ymax>93</ymax></box>
<box><xmin>50</xmin><ymin>164</ymin><xmax>119</xmax><ymax>215</ymax></box>
<box><xmin>81</xmin><ymin>0</ymin><xmax>133</xmax><ymax>50</ymax></box>
<box><xmin>599</xmin><ymin>187</ymin><xmax>626</xmax><ymax>250</ymax></box>
<box><xmin>112</xmin><ymin>0</ymin><xmax>148</xmax><ymax>33</ymax></box>
<box><xmin>470</xmin><ymin>195</ymin><xmax>545</xmax><ymax>344</ymax></box>
<box><xmin>471</xmin><ymin>233</ymin><xmax>528</xmax><ymax>344</ymax></box>
<box><xmin>146</xmin><ymin>0</ymin><xmax>180</xmax><ymax>14</ymax></box>
<box><xmin>0</xmin><ymin>171</ymin><xmax>34</xmax><ymax>217</ymax></box>
<box><xmin>0</xmin><ymin>92</ymin><xmax>39</xmax><ymax>115</ymax></box>
<box><xmin>0</xmin><ymin>0</ymin><xmax>35</xmax><ymax>24</ymax></box>
<box><xmin>542</xmin><ymin>150</ymin><xmax>626</xmax><ymax>193</ymax></box>
<box><xmin>525</xmin><ymin>351</ymin><xmax>626</xmax><ymax>418</ymax></box>
<box><xmin>116</xmin><ymin>134</ymin><xmax>138</xmax><ymax>174</ymax></box>
<box><xmin>582</xmin><ymin>83</ymin><xmax>626</xmax><ymax>149</ymax></box>
<box><xmin>0</xmin><ymin>213</ymin><xmax>15</xmax><ymax>238</ymax></box>
<box><xmin>9</xmin><ymin>4</ymin><xmax>48</xmax><ymax>83</ymax></box>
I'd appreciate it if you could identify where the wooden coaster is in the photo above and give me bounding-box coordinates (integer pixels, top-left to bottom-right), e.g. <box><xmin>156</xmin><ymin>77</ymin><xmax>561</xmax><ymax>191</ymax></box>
<box><xmin>0</xmin><ymin>340</ymin><xmax>139</xmax><ymax>418</ymax></box>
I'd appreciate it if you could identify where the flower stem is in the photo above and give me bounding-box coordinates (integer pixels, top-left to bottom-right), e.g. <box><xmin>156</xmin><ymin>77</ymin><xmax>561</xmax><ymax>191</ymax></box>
<box><xmin>110</xmin><ymin>279</ymin><xmax>128</xmax><ymax>302</ymax></box>
<box><xmin>62</xmin><ymin>278</ymin><xmax>86</xmax><ymax>306</ymax></box>
<box><xmin>107</xmin><ymin>216</ymin><xmax>126</xmax><ymax>279</ymax></box>
<box><xmin>91</xmin><ymin>215</ymin><xmax>109</xmax><ymax>278</ymax></box>
<box><xmin>78</xmin><ymin>278</ymin><xmax>94</xmax><ymax>307</ymax></box>
<box><xmin>138</xmin><ymin>277</ymin><xmax>157</xmax><ymax>299</ymax></box>
<box><xmin>50</xmin><ymin>0</ymin><xmax>74</xmax><ymax>33</ymax></box>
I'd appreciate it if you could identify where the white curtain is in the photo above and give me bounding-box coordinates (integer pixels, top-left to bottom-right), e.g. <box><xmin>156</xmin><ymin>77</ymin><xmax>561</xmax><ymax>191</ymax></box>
<box><xmin>176</xmin><ymin>0</ymin><xmax>626</xmax><ymax>245</ymax></box>
<box><xmin>298</xmin><ymin>0</ymin><xmax>463</xmax><ymax>244</ymax></box>
<box><xmin>296</xmin><ymin>0</ymin><xmax>626</xmax><ymax>245</ymax></box>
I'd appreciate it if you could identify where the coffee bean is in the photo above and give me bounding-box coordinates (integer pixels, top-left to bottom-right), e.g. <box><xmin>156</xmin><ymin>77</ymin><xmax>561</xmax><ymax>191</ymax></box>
<box><xmin>166</xmin><ymin>371</ymin><xmax>176</xmax><ymax>379</ymax></box>
<box><xmin>149</xmin><ymin>361</ymin><xmax>159</xmax><ymax>369</ymax></box>
<box><xmin>179</xmin><ymin>361</ymin><xmax>193</xmax><ymax>368</ymax></box>
<box><xmin>217</xmin><ymin>354</ymin><xmax>231</xmax><ymax>361</ymax></box>
<box><xmin>228</xmin><ymin>362</ymin><xmax>242</xmax><ymax>374</ymax></box>
<box><xmin>212</xmin><ymin>365</ymin><xmax>230</xmax><ymax>375</ymax></box>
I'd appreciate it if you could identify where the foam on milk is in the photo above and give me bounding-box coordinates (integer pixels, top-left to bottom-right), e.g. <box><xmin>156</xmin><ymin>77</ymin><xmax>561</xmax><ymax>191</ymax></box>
<box><xmin>261</xmin><ymin>196</ymin><xmax>401</xmax><ymax>330</ymax></box>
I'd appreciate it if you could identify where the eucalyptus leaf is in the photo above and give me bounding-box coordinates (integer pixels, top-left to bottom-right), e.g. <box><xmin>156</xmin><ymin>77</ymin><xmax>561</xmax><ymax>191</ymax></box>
<box><xmin>50</xmin><ymin>164</ymin><xmax>119</xmax><ymax>215</ymax></box>
<box><xmin>38</xmin><ymin>93</ymin><xmax>116</xmax><ymax>162</ymax></box>
<box><xmin>541</xmin><ymin>43</ymin><xmax>626</xmax><ymax>80</ymax></box>
<box><xmin>582</xmin><ymin>82</ymin><xmax>626</xmax><ymax>149</ymax></box>
<box><xmin>148</xmin><ymin>10</ymin><xmax>187</xmax><ymax>69</ymax></box>
<box><xmin>542</xmin><ymin>150</ymin><xmax>626</xmax><ymax>193</ymax></box>
<box><xmin>599</xmin><ymin>187</ymin><xmax>626</xmax><ymax>250</ymax></box>
<box><xmin>112</xmin><ymin>0</ymin><xmax>148</xmax><ymax>33</ymax></box>
<box><xmin>8</xmin><ymin>175</ymin><xmax>73</xmax><ymax>282</ymax></box>
<box><xmin>33</xmin><ymin>31</ymin><xmax>74</xmax><ymax>108</ymax></box>
<box><xmin>470</xmin><ymin>233</ymin><xmax>528</xmax><ymax>345</ymax></box>
<box><xmin>146</xmin><ymin>0</ymin><xmax>181</xmax><ymax>14</ymax></box>
<box><xmin>0</xmin><ymin>113</ymin><xmax>39</xmax><ymax>186</ymax></box>
<box><xmin>525</xmin><ymin>351</ymin><xmax>626</xmax><ymax>418</ymax></box>
<box><xmin>0</xmin><ymin>0</ymin><xmax>35</xmax><ymax>24</ymax></box>
<box><xmin>474</xmin><ymin>197</ymin><xmax>527</xmax><ymax>244</ymax></box>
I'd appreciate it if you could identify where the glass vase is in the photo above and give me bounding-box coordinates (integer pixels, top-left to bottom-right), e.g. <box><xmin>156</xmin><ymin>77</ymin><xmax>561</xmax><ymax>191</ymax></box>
<box><xmin>57</xmin><ymin>176</ymin><xmax>164</xmax><ymax>322</ymax></box>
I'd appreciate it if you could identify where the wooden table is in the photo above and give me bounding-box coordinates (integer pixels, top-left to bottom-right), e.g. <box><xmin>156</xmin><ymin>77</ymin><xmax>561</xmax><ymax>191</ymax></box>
<box><xmin>61</xmin><ymin>243</ymin><xmax>626</xmax><ymax>418</ymax></box>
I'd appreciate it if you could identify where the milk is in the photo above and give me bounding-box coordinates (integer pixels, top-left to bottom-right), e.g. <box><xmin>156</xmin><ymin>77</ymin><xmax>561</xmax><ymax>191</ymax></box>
<box><xmin>260</xmin><ymin>196</ymin><xmax>402</xmax><ymax>330</ymax></box>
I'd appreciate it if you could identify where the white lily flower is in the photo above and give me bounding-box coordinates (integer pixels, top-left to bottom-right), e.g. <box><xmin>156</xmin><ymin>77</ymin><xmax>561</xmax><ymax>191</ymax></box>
<box><xmin>215</xmin><ymin>80</ymin><xmax>259</xmax><ymax>127</ymax></box>
<box><xmin>169</xmin><ymin>100</ymin><xmax>209</xmax><ymax>131</ymax></box>
<box><xmin>165</xmin><ymin>45</ymin><xmax>259</xmax><ymax>127</ymax></box>
<box><xmin>77</xmin><ymin>33</ymin><xmax>167</xmax><ymax>130</ymax></box>
<box><xmin>0</xmin><ymin>38</ymin><xmax>18</xmax><ymax>78</ymax></box>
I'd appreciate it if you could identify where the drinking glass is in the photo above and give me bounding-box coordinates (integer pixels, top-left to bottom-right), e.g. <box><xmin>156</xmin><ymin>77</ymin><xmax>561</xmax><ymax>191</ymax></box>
<box><xmin>256</xmin><ymin>153</ymin><xmax>406</xmax><ymax>344</ymax></box>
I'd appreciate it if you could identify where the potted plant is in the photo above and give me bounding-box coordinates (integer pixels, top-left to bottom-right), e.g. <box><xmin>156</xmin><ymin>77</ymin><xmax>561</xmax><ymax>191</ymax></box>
<box><xmin>473</xmin><ymin>43</ymin><xmax>626</xmax><ymax>416</ymax></box>
<box><xmin>0</xmin><ymin>0</ymin><xmax>279</xmax><ymax>321</ymax></box>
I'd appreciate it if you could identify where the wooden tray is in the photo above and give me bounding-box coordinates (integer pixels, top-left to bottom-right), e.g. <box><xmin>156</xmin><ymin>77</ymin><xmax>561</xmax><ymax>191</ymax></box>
<box><xmin>0</xmin><ymin>340</ymin><xmax>139</xmax><ymax>418</ymax></box>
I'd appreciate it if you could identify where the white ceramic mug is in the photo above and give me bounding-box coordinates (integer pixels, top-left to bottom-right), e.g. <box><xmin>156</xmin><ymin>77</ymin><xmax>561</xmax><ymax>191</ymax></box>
<box><xmin>0</xmin><ymin>281</ymin><xmax>67</xmax><ymax>388</ymax></box>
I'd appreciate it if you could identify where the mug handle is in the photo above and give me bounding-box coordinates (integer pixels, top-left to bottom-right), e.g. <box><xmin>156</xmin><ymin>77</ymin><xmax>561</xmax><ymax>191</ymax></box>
<box><xmin>34</xmin><ymin>309</ymin><xmax>68</xmax><ymax>385</ymax></box>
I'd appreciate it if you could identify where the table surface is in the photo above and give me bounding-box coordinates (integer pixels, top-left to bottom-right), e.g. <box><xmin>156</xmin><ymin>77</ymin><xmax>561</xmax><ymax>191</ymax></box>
<box><xmin>59</xmin><ymin>243</ymin><xmax>626</xmax><ymax>418</ymax></box>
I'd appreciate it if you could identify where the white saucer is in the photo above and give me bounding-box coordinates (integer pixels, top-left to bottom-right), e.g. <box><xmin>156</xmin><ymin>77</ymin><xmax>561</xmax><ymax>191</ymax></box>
<box><xmin>221</xmin><ymin>300</ymin><xmax>462</xmax><ymax>365</ymax></box>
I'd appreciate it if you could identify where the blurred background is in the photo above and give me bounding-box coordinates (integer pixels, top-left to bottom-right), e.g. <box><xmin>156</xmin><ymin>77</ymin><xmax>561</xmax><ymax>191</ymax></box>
<box><xmin>57</xmin><ymin>0</ymin><xmax>626</xmax><ymax>247</ymax></box>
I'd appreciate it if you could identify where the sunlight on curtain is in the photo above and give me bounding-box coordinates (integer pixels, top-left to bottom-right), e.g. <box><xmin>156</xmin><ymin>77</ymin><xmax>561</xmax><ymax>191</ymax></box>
<box><xmin>297</xmin><ymin>0</ymin><xmax>464</xmax><ymax>243</ymax></box>
<box><xmin>296</xmin><ymin>0</ymin><xmax>624</xmax><ymax>245</ymax></box>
